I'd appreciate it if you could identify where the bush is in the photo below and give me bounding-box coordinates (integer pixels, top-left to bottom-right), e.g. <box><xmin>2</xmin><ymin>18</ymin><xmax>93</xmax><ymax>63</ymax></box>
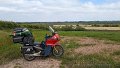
<box><xmin>54</xmin><ymin>25</ymin><xmax>86</xmax><ymax>31</ymax></box>
<box><xmin>92</xmin><ymin>24</ymin><xmax>101</xmax><ymax>27</ymax></box>
<box><xmin>92</xmin><ymin>24</ymin><xmax>120</xmax><ymax>27</ymax></box>
<box><xmin>0</xmin><ymin>21</ymin><xmax>20</xmax><ymax>29</ymax></box>
<box><xmin>0</xmin><ymin>21</ymin><xmax>49</xmax><ymax>30</ymax></box>
<box><xmin>102</xmin><ymin>24</ymin><xmax>119</xmax><ymax>27</ymax></box>
<box><xmin>20</xmin><ymin>24</ymin><xmax>48</xmax><ymax>30</ymax></box>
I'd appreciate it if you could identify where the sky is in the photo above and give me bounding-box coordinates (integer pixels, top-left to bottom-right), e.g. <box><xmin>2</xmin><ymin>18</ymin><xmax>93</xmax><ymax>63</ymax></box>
<box><xmin>0</xmin><ymin>0</ymin><xmax>120</xmax><ymax>22</ymax></box>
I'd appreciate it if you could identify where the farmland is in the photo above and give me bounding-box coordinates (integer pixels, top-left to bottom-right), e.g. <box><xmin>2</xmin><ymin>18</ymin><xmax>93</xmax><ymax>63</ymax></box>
<box><xmin>84</xmin><ymin>27</ymin><xmax>120</xmax><ymax>30</ymax></box>
<box><xmin>0</xmin><ymin>29</ymin><xmax>120</xmax><ymax>68</ymax></box>
<box><xmin>53</xmin><ymin>24</ymin><xmax>120</xmax><ymax>31</ymax></box>
<box><xmin>0</xmin><ymin>21</ymin><xmax>120</xmax><ymax>68</ymax></box>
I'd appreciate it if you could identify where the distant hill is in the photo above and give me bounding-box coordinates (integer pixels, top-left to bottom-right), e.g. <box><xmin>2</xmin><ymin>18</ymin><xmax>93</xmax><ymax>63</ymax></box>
<box><xmin>17</xmin><ymin>21</ymin><xmax>120</xmax><ymax>24</ymax></box>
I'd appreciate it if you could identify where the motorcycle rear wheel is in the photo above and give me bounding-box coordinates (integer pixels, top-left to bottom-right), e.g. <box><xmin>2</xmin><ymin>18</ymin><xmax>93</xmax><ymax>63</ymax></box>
<box><xmin>23</xmin><ymin>51</ymin><xmax>36</xmax><ymax>61</ymax></box>
<box><xmin>52</xmin><ymin>45</ymin><xmax>64</xmax><ymax>57</ymax></box>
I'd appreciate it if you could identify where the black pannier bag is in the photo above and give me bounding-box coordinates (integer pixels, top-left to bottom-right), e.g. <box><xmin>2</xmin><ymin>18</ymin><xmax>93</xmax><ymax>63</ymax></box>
<box><xmin>12</xmin><ymin>28</ymin><xmax>34</xmax><ymax>45</ymax></box>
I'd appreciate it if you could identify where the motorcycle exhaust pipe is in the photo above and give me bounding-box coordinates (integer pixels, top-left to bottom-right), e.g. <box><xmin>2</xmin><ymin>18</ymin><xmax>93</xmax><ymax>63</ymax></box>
<box><xmin>24</xmin><ymin>52</ymin><xmax>41</xmax><ymax>56</ymax></box>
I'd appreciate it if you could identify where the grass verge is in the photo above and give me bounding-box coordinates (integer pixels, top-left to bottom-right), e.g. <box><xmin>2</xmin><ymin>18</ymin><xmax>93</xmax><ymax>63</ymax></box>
<box><xmin>59</xmin><ymin>31</ymin><xmax>120</xmax><ymax>42</ymax></box>
<box><xmin>60</xmin><ymin>40</ymin><xmax>120</xmax><ymax>68</ymax></box>
<box><xmin>0</xmin><ymin>31</ymin><xmax>21</xmax><ymax>65</ymax></box>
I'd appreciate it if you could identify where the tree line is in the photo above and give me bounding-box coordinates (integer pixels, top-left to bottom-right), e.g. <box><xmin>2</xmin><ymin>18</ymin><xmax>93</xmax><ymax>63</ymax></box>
<box><xmin>0</xmin><ymin>21</ymin><xmax>86</xmax><ymax>31</ymax></box>
<box><xmin>0</xmin><ymin>20</ymin><xmax>120</xmax><ymax>31</ymax></box>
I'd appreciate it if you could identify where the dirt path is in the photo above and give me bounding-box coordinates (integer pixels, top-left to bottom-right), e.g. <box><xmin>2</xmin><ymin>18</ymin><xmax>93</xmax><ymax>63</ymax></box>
<box><xmin>61</xmin><ymin>36</ymin><xmax>120</xmax><ymax>55</ymax></box>
<box><xmin>0</xmin><ymin>58</ymin><xmax>61</xmax><ymax>68</ymax></box>
<box><xmin>75</xmin><ymin>37</ymin><xmax>120</xmax><ymax>55</ymax></box>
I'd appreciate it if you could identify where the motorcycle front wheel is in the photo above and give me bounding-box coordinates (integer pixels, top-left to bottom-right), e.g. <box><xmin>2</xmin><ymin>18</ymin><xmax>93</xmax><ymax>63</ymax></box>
<box><xmin>52</xmin><ymin>45</ymin><xmax>64</xmax><ymax>57</ymax></box>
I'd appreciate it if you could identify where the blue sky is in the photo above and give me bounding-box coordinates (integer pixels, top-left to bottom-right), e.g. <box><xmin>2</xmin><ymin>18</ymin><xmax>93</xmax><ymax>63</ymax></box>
<box><xmin>81</xmin><ymin>0</ymin><xmax>104</xmax><ymax>4</ymax></box>
<box><xmin>0</xmin><ymin>0</ymin><xmax>120</xmax><ymax>22</ymax></box>
<box><xmin>81</xmin><ymin>0</ymin><xmax>119</xmax><ymax>4</ymax></box>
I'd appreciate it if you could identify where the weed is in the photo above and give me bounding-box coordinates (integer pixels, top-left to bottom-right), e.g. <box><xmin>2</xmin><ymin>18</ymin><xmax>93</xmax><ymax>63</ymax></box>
<box><xmin>112</xmin><ymin>51</ymin><xmax>120</xmax><ymax>55</ymax></box>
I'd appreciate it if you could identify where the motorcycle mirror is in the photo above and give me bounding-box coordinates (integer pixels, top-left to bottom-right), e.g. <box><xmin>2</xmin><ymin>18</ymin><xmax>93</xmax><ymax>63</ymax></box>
<box><xmin>46</xmin><ymin>33</ymin><xmax>48</xmax><ymax>35</ymax></box>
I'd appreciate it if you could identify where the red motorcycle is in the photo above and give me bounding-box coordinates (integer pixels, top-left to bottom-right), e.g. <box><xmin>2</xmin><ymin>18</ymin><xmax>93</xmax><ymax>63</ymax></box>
<box><xmin>21</xmin><ymin>26</ymin><xmax>64</xmax><ymax>61</ymax></box>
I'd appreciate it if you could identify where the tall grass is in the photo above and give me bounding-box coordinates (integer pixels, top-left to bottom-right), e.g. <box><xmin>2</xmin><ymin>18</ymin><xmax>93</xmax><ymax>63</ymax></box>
<box><xmin>59</xmin><ymin>31</ymin><xmax>120</xmax><ymax>42</ymax></box>
<box><xmin>32</xmin><ymin>30</ymin><xmax>120</xmax><ymax>43</ymax></box>
<box><xmin>0</xmin><ymin>31</ymin><xmax>21</xmax><ymax>64</ymax></box>
<box><xmin>0</xmin><ymin>31</ymin><xmax>12</xmax><ymax>46</ymax></box>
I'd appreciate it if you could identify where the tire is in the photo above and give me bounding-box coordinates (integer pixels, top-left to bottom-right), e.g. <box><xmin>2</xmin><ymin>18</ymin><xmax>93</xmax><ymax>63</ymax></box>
<box><xmin>22</xmin><ymin>51</ymin><xmax>36</xmax><ymax>61</ymax></box>
<box><xmin>52</xmin><ymin>45</ymin><xmax>64</xmax><ymax>57</ymax></box>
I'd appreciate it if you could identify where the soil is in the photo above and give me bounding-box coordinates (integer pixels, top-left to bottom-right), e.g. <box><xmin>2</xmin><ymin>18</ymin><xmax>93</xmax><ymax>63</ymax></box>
<box><xmin>0</xmin><ymin>58</ymin><xmax>61</xmax><ymax>68</ymax></box>
<box><xmin>75</xmin><ymin>37</ymin><xmax>120</xmax><ymax>55</ymax></box>
<box><xmin>61</xmin><ymin>36</ymin><xmax>120</xmax><ymax>55</ymax></box>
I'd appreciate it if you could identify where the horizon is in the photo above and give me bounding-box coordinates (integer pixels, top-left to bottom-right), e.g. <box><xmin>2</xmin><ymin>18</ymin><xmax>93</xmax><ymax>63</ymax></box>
<box><xmin>0</xmin><ymin>0</ymin><xmax>120</xmax><ymax>22</ymax></box>
<box><xmin>1</xmin><ymin>20</ymin><xmax>120</xmax><ymax>23</ymax></box>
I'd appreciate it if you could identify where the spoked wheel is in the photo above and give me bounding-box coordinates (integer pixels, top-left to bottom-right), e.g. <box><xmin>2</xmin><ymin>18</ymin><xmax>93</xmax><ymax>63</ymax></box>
<box><xmin>23</xmin><ymin>51</ymin><xmax>36</xmax><ymax>61</ymax></box>
<box><xmin>52</xmin><ymin>45</ymin><xmax>64</xmax><ymax>57</ymax></box>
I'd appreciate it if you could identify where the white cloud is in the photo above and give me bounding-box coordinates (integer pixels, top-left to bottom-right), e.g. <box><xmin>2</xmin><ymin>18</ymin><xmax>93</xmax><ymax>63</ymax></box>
<box><xmin>0</xmin><ymin>0</ymin><xmax>24</xmax><ymax>4</ymax></box>
<box><xmin>0</xmin><ymin>0</ymin><xmax>120</xmax><ymax>22</ymax></box>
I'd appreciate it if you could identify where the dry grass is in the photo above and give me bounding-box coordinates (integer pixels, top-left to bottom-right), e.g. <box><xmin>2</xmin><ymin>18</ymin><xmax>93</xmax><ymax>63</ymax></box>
<box><xmin>0</xmin><ymin>31</ymin><xmax>12</xmax><ymax>46</ymax></box>
<box><xmin>74</xmin><ymin>37</ymin><xmax>120</xmax><ymax>55</ymax></box>
<box><xmin>84</xmin><ymin>27</ymin><xmax>120</xmax><ymax>30</ymax></box>
<box><xmin>61</xmin><ymin>36</ymin><xmax>120</xmax><ymax>55</ymax></box>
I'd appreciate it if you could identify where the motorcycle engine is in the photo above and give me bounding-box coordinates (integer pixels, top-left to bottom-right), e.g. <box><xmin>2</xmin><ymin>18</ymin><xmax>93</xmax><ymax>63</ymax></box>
<box><xmin>21</xmin><ymin>46</ymin><xmax>34</xmax><ymax>54</ymax></box>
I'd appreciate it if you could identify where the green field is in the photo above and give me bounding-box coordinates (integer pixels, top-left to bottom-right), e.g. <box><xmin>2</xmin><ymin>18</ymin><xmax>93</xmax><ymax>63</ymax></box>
<box><xmin>59</xmin><ymin>31</ymin><xmax>120</xmax><ymax>42</ymax></box>
<box><xmin>0</xmin><ymin>30</ymin><xmax>120</xmax><ymax>68</ymax></box>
